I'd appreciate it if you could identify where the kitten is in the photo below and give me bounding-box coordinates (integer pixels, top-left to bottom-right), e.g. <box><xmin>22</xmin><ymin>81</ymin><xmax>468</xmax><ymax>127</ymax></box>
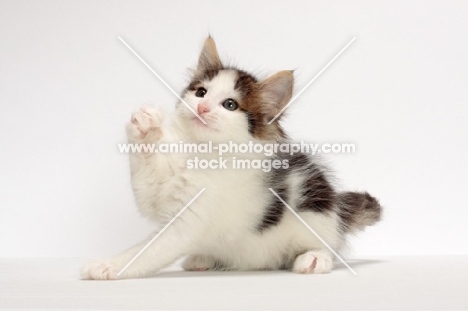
<box><xmin>81</xmin><ymin>37</ymin><xmax>381</xmax><ymax>280</ymax></box>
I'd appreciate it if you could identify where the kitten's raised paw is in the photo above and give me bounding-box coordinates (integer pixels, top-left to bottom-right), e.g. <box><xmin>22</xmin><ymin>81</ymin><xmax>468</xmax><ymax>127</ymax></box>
<box><xmin>80</xmin><ymin>260</ymin><xmax>121</xmax><ymax>280</ymax></box>
<box><xmin>182</xmin><ymin>255</ymin><xmax>215</xmax><ymax>271</ymax></box>
<box><xmin>292</xmin><ymin>251</ymin><xmax>333</xmax><ymax>274</ymax></box>
<box><xmin>126</xmin><ymin>105</ymin><xmax>164</xmax><ymax>142</ymax></box>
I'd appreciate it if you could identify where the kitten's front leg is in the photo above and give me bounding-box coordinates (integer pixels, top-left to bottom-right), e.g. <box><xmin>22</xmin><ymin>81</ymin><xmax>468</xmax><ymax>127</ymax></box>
<box><xmin>125</xmin><ymin>105</ymin><xmax>179</xmax><ymax>217</ymax></box>
<box><xmin>126</xmin><ymin>104</ymin><xmax>164</xmax><ymax>144</ymax></box>
<box><xmin>81</xmin><ymin>233</ymin><xmax>157</xmax><ymax>280</ymax></box>
<box><xmin>81</xmin><ymin>208</ymin><xmax>203</xmax><ymax>280</ymax></box>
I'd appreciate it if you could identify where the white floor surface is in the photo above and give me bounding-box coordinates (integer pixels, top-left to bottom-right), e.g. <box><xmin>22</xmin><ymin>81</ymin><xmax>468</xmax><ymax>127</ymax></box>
<box><xmin>0</xmin><ymin>256</ymin><xmax>467</xmax><ymax>310</ymax></box>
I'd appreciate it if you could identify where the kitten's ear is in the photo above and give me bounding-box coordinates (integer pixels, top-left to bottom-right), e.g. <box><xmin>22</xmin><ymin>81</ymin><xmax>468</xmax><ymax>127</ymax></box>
<box><xmin>197</xmin><ymin>37</ymin><xmax>223</xmax><ymax>72</ymax></box>
<box><xmin>259</xmin><ymin>70</ymin><xmax>294</xmax><ymax>119</ymax></box>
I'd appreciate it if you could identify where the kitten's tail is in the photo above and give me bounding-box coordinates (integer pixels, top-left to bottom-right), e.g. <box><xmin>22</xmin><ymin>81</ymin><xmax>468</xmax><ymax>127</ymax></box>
<box><xmin>337</xmin><ymin>191</ymin><xmax>382</xmax><ymax>233</ymax></box>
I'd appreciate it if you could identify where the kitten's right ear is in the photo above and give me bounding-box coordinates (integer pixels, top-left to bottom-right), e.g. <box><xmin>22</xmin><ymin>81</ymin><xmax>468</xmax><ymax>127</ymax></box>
<box><xmin>197</xmin><ymin>37</ymin><xmax>223</xmax><ymax>72</ymax></box>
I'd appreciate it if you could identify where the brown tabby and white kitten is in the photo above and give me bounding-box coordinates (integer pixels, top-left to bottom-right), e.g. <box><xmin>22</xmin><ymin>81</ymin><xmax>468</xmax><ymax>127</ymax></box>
<box><xmin>81</xmin><ymin>37</ymin><xmax>381</xmax><ymax>279</ymax></box>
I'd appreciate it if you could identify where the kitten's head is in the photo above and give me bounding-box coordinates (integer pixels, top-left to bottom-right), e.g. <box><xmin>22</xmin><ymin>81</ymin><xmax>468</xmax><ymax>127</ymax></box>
<box><xmin>177</xmin><ymin>37</ymin><xmax>293</xmax><ymax>142</ymax></box>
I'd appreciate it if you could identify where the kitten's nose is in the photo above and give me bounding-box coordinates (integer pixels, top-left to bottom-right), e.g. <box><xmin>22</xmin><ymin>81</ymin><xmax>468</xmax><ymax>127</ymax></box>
<box><xmin>197</xmin><ymin>102</ymin><xmax>210</xmax><ymax>115</ymax></box>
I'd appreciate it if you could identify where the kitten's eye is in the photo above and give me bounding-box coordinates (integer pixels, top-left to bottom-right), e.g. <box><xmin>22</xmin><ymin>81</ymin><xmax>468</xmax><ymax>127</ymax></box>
<box><xmin>222</xmin><ymin>99</ymin><xmax>238</xmax><ymax>111</ymax></box>
<box><xmin>195</xmin><ymin>87</ymin><xmax>207</xmax><ymax>98</ymax></box>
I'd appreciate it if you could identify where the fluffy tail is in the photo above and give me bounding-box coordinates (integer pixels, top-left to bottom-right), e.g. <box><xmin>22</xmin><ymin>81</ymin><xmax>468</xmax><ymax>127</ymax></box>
<box><xmin>338</xmin><ymin>191</ymin><xmax>382</xmax><ymax>233</ymax></box>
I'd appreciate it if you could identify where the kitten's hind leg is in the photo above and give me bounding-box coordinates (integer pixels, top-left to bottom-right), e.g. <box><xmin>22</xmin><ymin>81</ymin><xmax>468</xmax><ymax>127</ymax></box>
<box><xmin>182</xmin><ymin>254</ymin><xmax>217</xmax><ymax>271</ymax></box>
<box><xmin>292</xmin><ymin>251</ymin><xmax>333</xmax><ymax>274</ymax></box>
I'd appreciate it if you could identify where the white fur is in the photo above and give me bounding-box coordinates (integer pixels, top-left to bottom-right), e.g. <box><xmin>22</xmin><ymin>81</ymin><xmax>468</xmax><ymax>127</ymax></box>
<box><xmin>81</xmin><ymin>70</ymin><xmax>339</xmax><ymax>280</ymax></box>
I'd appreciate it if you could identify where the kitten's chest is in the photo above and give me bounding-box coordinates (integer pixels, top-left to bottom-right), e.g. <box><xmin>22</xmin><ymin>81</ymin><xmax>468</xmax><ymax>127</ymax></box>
<box><xmin>181</xmin><ymin>157</ymin><xmax>264</xmax><ymax>190</ymax></box>
<box><xmin>180</xmin><ymin>157</ymin><xmax>267</xmax><ymax>213</ymax></box>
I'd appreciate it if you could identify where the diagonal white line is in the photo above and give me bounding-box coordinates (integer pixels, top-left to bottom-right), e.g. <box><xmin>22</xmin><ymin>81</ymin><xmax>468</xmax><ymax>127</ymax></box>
<box><xmin>118</xmin><ymin>36</ymin><xmax>207</xmax><ymax>125</ymax></box>
<box><xmin>117</xmin><ymin>188</ymin><xmax>206</xmax><ymax>276</ymax></box>
<box><xmin>268</xmin><ymin>188</ymin><xmax>357</xmax><ymax>275</ymax></box>
<box><xmin>268</xmin><ymin>37</ymin><xmax>356</xmax><ymax>124</ymax></box>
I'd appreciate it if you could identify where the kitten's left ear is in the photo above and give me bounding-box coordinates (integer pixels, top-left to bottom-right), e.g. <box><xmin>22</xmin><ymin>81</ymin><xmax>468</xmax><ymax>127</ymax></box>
<box><xmin>197</xmin><ymin>37</ymin><xmax>223</xmax><ymax>72</ymax></box>
<box><xmin>259</xmin><ymin>70</ymin><xmax>294</xmax><ymax>119</ymax></box>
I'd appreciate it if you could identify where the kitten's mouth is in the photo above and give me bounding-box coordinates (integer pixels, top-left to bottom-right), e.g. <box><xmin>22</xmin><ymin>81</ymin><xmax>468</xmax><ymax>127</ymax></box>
<box><xmin>193</xmin><ymin>116</ymin><xmax>208</xmax><ymax>126</ymax></box>
<box><xmin>192</xmin><ymin>116</ymin><xmax>218</xmax><ymax>131</ymax></box>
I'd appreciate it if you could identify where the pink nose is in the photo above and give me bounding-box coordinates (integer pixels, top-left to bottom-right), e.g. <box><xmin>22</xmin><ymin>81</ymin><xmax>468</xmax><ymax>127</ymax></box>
<box><xmin>197</xmin><ymin>102</ymin><xmax>210</xmax><ymax>115</ymax></box>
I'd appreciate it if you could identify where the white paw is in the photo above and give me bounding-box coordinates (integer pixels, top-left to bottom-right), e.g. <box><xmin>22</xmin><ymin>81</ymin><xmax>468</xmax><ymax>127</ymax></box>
<box><xmin>292</xmin><ymin>251</ymin><xmax>333</xmax><ymax>274</ymax></box>
<box><xmin>126</xmin><ymin>105</ymin><xmax>164</xmax><ymax>142</ymax></box>
<box><xmin>182</xmin><ymin>255</ymin><xmax>215</xmax><ymax>271</ymax></box>
<box><xmin>80</xmin><ymin>260</ymin><xmax>121</xmax><ymax>280</ymax></box>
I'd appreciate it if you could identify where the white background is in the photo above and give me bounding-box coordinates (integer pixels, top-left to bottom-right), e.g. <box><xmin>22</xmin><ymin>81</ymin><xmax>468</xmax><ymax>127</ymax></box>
<box><xmin>1</xmin><ymin>0</ymin><xmax>467</xmax><ymax>258</ymax></box>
